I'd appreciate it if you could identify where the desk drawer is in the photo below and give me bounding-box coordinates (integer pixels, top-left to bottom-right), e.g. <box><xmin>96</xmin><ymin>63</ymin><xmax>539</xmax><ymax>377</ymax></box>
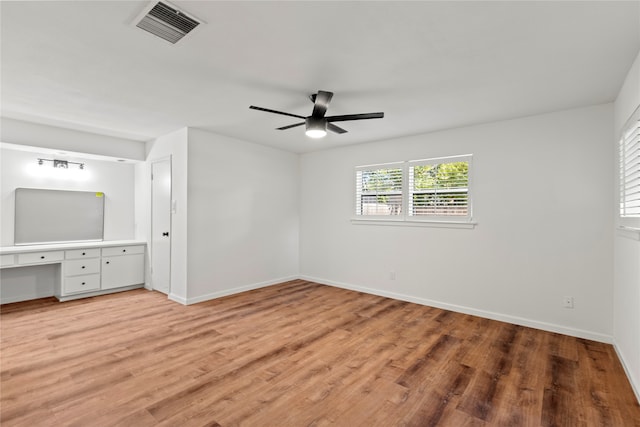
<box><xmin>64</xmin><ymin>274</ymin><xmax>100</xmax><ymax>294</ymax></box>
<box><xmin>65</xmin><ymin>258</ymin><xmax>100</xmax><ymax>276</ymax></box>
<box><xmin>1</xmin><ymin>254</ymin><xmax>15</xmax><ymax>267</ymax></box>
<box><xmin>66</xmin><ymin>248</ymin><xmax>100</xmax><ymax>260</ymax></box>
<box><xmin>102</xmin><ymin>245</ymin><xmax>144</xmax><ymax>257</ymax></box>
<box><xmin>17</xmin><ymin>251</ymin><xmax>64</xmax><ymax>265</ymax></box>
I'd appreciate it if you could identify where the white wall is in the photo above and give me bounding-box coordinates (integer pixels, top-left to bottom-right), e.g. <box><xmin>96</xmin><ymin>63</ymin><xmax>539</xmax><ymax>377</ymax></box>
<box><xmin>0</xmin><ymin>147</ymin><xmax>136</xmax><ymax>246</ymax></box>
<box><xmin>185</xmin><ymin>128</ymin><xmax>299</xmax><ymax>303</ymax></box>
<box><xmin>140</xmin><ymin>128</ymin><xmax>189</xmax><ymax>303</ymax></box>
<box><xmin>1</xmin><ymin>117</ymin><xmax>145</xmax><ymax>161</ymax></box>
<box><xmin>300</xmin><ymin>104</ymin><xmax>614</xmax><ymax>342</ymax></box>
<box><xmin>613</xmin><ymin>49</ymin><xmax>640</xmax><ymax>399</ymax></box>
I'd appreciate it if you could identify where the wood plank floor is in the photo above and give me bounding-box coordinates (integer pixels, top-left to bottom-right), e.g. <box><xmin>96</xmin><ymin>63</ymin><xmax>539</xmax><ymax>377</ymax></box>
<box><xmin>1</xmin><ymin>280</ymin><xmax>638</xmax><ymax>426</ymax></box>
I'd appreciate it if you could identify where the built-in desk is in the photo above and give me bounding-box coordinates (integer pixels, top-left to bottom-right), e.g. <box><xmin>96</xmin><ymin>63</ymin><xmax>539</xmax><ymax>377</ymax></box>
<box><xmin>0</xmin><ymin>240</ymin><xmax>146</xmax><ymax>303</ymax></box>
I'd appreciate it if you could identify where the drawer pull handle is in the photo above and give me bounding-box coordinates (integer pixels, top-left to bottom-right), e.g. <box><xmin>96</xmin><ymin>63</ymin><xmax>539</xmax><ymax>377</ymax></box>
<box><xmin>82</xmin><ymin>252</ymin><xmax>86</xmax><ymax>256</ymax></box>
<box><xmin>40</xmin><ymin>256</ymin><xmax>45</xmax><ymax>259</ymax></box>
<box><xmin>106</xmin><ymin>261</ymin><xmax>110</xmax><ymax>264</ymax></box>
<box><xmin>82</xmin><ymin>282</ymin><xmax>86</xmax><ymax>285</ymax></box>
<box><xmin>81</xmin><ymin>266</ymin><xmax>85</xmax><ymax>269</ymax></box>
<box><xmin>122</xmin><ymin>249</ymin><xmax>126</xmax><ymax>253</ymax></box>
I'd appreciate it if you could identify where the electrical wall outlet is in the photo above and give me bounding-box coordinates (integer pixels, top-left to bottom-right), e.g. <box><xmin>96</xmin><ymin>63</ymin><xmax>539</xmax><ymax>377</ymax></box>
<box><xmin>563</xmin><ymin>296</ymin><xmax>574</xmax><ymax>309</ymax></box>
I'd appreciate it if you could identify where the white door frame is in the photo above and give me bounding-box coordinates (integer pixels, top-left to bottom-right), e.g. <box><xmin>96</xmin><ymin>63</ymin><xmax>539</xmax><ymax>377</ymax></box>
<box><xmin>150</xmin><ymin>156</ymin><xmax>172</xmax><ymax>295</ymax></box>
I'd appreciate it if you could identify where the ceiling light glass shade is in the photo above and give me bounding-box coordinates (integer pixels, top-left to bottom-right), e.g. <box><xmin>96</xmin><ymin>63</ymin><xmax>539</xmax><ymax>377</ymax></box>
<box><xmin>305</xmin><ymin>118</ymin><xmax>327</xmax><ymax>138</ymax></box>
<box><xmin>305</xmin><ymin>129</ymin><xmax>327</xmax><ymax>138</ymax></box>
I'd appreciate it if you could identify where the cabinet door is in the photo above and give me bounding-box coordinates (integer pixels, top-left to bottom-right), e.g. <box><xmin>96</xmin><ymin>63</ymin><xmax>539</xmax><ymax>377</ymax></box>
<box><xmin>102</xmin><ymin>254</ymin><xmax>144</xmax><ymax>290</ymax></box>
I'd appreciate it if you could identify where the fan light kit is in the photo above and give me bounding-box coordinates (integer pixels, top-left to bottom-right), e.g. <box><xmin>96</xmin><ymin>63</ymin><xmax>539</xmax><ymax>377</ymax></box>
<box><xmin>305</xmin><ymin>118</ymin><xmax>327</xmax><ymax>138</ymax></box>
<box><xmin>250</xmin><ymin>90</ymin><xmax>384</xmax><ymax>139</ymax></box>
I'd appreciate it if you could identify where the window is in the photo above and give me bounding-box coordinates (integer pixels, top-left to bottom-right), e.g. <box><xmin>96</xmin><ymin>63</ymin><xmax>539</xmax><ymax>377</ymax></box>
<box><xmin>355</xmin><ymin>155</ymin><xmax>472</xmax><ymax>224</ymax></box>
<box><xmin>408</xmin><ymin>158</ymin><xmax>469</xmax><ymax>219</ymax></box>
<box><xmin>620</xmin><ymin>106</ymin><xmax>640</xmax><ymax>220</ymax></box>
<box><xmin>355</xmin><ymin>164</ymin><xmax>403</xmax><ymax>217</ymax></box>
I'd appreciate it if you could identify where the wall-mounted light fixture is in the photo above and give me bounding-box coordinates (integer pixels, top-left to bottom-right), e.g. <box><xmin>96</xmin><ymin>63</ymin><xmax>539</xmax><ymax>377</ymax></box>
<box><xmin>38</xmin><ymin>158</ymin><xmax>85</xmax><ymax>170</ymax></box>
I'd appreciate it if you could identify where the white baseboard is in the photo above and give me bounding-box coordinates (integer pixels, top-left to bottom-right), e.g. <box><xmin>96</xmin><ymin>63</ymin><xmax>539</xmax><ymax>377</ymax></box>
<box><xmin>613</xmin><ymin>339</ymin><xmax>640</xmax><ymax>404</ymax></box>
<box><xmin>56</xmin><ymin>284</ymin><xmax>144</xmax><ymax>302</ymax></box>
<box><xmin>183</xmin><ymin>275</ymin><xmax>299</xmax><ymax>305</ymax></box>
<box><xmin>168</xmin><ymin>293</ymin><xmax>187</xmax><ymax>305</ymax></box>
<box><xmin>129</xmin><ymin>274</ymin><xmax>616</xmax><ymax>346</ymax></box>
<box><xmin>299</xmin><ymin>275</ymin><xmax>613</xmax><ymax>344</ymax></box>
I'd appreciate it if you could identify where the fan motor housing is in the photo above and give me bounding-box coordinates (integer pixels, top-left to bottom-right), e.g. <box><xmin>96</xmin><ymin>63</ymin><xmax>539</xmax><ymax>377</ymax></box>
<box><xmin>305</xmin><ymin>117</ymin><xmax>326</xmax><ymax>131</ymax></box>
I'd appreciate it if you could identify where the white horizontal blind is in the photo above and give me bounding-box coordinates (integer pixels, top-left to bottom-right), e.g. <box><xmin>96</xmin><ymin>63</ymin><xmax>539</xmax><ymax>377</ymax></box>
<box><xmin>355</xmin><ymin>164</ymin><xmax>403</xmax><ymax>216</ymax></box>
<box><xmin>408</xmin><ymin>156</ymin><xmax>470</xmax><ymax>220</ymax></box>
<box><xmin>620</xmin><ymin>113</ymin><xmax>640</xmax><ymax>217</ymax></box>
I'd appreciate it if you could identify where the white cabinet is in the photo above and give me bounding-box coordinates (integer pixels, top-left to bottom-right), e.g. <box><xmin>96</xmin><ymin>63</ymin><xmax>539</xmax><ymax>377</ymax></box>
<box><xmin>58</xmin><ymin>244</ymin><xmax>144</xmax><ymax>298</ymax></box>
<box><xmin>0</xmin><ymin>240</ymin><xmax>146</xmax><ymax>303</ymax></box>
<box><xmin>101</xmin><ymin>246</ymin><xmax>145</xmax><ymax>290</ymax></box>
<box><xmin>62</xmin><ymin>251</ymin><xmax>101</xmax><ymax>295</ymax></box>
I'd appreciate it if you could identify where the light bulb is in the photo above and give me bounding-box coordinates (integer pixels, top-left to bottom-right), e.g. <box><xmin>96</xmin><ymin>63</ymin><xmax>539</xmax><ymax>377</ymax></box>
<box><xmin>305</xmin><ymin>129</ymin><xmax>327</xmax><ymax>138</ymax></box>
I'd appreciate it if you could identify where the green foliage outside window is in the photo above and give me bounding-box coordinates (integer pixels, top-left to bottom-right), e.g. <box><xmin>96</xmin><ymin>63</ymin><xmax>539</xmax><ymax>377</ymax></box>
<box><xmin>411</xmin><ymin>162</ymin><xmax>469</xmax><ymax>216</ymax></box>
<box><xmin>412</xmin><ymin>162</ymin><xmax>468</xmax><ymax>190</ymax></box>
<box><xmin>362</xmin><ymin>168</ymin><xmax>402</xmax><ymax>205</ymax></box>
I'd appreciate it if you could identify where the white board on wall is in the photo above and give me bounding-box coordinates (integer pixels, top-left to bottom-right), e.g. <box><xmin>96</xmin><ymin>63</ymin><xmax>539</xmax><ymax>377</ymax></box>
<box><xmin>14</xmin><ymin>188</ymin><xmax>105</xmax><ymax>245</ymax></box>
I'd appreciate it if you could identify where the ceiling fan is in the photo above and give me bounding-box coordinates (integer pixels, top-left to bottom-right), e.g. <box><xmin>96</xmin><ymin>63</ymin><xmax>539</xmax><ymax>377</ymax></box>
<box><xmin>249</xmin><ymin>90</ymin><xmax>384</xmax><ymax>138</ymax></box>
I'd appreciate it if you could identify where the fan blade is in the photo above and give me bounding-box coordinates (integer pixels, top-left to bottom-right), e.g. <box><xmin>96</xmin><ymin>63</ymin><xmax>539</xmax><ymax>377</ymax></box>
<box><xmin>277</xmin><ymin>122</ymin><xmax>305</xmax><ymax>130</ymax></box>
<box><xmin>311</xmin><ymin>90</ymin><xmax>333</xmax><ymax>118</ymax></box>
<box><xmin>249</xmin><ymin>105</ymin><xmax>306</xmax><ymax>119</ymax></box>
<box><xmin>326</xmin><ymin>112</ymin><xmax>384</xmax><ymax>122</ymax></box>
<box><xmin>327</xmin><ymin>123</ymin><xmax>347</xmax><ymax>134</ymax></box>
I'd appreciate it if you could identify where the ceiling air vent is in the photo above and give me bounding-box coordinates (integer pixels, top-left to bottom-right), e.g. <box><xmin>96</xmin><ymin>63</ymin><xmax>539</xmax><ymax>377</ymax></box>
<box><xmin>136</xmin><ymin>2</ymin><xmax>200</xmax><ymax>44</ymax></box>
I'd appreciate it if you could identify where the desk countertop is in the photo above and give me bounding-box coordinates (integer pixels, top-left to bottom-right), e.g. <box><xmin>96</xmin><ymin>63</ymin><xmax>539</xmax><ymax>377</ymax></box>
<box><xmin>0</xmin><ymin>240</ymin><xmax>147</xmax><ymax>255</ymax></box>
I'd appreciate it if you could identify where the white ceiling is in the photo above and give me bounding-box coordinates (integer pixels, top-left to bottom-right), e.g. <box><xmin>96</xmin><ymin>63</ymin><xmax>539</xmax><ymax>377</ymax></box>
<box><xmin>1</xmin><ymin>1</ymin><xmax>639</xmax><ymax>153</ymax></box>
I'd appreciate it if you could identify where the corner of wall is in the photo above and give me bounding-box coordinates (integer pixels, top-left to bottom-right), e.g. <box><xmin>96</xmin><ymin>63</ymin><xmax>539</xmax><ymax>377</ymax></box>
<box><xmin>612</xmin><ymin>47</ymin><xmax>640</xmax><ymax>404</ymax></box>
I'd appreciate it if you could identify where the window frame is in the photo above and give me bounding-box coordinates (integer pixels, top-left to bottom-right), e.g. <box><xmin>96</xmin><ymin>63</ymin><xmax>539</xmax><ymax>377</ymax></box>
<box><xmin>618</xmin><ymin>105</ymin><xmax>640</xmax><ymax>232</ymax></box>
<box><xmin>407</xmin><ymin>155</ymin><xmax>473</xmax><ymax>222</ymax></box>
<box><xmin>353</xmin><ymin>154</ymin><xmax>474</xmax><ymax>227</ymax></box>
<box><xmin>354</xmin><ymin>162</ymin><xmax>405</xmax><ymax>221</ymax></box>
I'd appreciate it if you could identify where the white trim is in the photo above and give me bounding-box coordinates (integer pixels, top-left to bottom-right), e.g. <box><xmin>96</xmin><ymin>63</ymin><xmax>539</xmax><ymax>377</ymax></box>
<box><xmin>613</xmin><ymin>339</ymin><xmax>640</xmax><ymax>404</ymax></box>
<box><xmin>0</xmin><ymin>284</ymin><xmax>145</xmax><ymax>304</ymax></box>
<box><xmin>409</xmin><ymin>153</ymin><xmax>474</xmax><ymax>165</ymax></box>
<box><xmin>351</xmin><ymin>218</ymin><xmax>477</xmax><ymax>229</ymax></box>
<box><xmin>168</xmin><ymin>292</ymin><xmax>187</xmax><ymax>305</ymax></box>
<box><xmin>354</xmin><ymin>154</ymin><xmax>473</xmax><ymax>223</ymax></box>
<box><xmin>618</xmin><ymin>105</ymin><xmax>640</xmax><ymax>219</ymax></box>
<box><xmin>150</xmin><ymin>156</ymin><xmax>172</xmax><ymax>295</ymax></box>
<box><xmin>56</xmin><ymin>284</ymin><xmax>145</xmax><ymax>302</ymax></box>
<box><xmin>617</xmin><ymin>226</ymin><xmax>640</xmax><ymax>240</ymax></box>
<box><xmin>355</xmin><ymin>161</ymin><xmax>405</xmax><ymax>170</ymax></box>
<box><xmin>299</xmin><ymin>275</ymin><xmax>613</xmax><ymax>344</ymax></box>
<box><xmin>183</xmin><ymin>275</ymin><xmax>299</xmax><ymax>305</ymax></box>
